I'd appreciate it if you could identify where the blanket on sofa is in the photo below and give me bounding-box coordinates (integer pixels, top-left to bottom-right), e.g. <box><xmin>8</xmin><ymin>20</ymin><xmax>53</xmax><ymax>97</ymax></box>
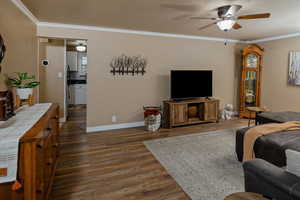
<box><xmin>243</xmin><ymin>121</ymin><xmax>300</xmax><ymax>161</ymax></box>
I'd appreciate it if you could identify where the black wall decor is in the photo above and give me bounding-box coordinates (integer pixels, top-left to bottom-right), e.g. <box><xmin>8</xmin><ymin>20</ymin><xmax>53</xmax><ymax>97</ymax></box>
<box><xmin>110</xmin><ymin>54</ymin><xmax>147</xmax><ymax>76</ymax></box>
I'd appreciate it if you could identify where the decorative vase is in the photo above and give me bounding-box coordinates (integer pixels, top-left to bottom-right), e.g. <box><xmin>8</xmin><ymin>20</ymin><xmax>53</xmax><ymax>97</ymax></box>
<box><xmin>16</xmin><ymin>88</ymin><xmax>33</xmax><ymax>100</ymax></box>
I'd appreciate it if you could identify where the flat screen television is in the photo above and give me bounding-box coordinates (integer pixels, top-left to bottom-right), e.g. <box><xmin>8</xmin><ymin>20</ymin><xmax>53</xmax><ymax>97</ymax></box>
<box><xmin>171</xmin><ymin>70</ymin><xmax>213</xmax><ymax>99</ymax></box>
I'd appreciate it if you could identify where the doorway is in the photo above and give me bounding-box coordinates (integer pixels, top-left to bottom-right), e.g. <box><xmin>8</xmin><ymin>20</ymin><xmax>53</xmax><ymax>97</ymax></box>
<box><xmin>65</xmin><ymin>39</ymin><xmax>87</xmax><ymax>127</ymax></box>
<box><xmin>37</xmin><ymin>38</ymin><xmax>87</xmax><ymax>129</ymax></box>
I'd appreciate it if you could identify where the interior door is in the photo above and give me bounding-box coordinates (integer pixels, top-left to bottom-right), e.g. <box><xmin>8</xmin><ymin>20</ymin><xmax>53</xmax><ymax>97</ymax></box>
<box><xmin>173</xmin><ymin>104</ymin><xmax>187</xmax><ymax>125</ymax></box>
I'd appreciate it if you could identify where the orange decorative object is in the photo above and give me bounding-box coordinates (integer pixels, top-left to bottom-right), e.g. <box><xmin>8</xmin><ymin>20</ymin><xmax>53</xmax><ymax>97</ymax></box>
<box><xmin>12</xmin><ymin>180</ymin><xmax>22</xmax><ymax>191</ymax></box>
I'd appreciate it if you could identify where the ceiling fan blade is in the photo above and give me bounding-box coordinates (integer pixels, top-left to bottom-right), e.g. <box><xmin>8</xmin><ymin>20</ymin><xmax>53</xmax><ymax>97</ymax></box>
<box><xmin>238</xmin><ymin>13</ymin><xmax>271</xmax><ymax>20</ymax></box>
<box><xmin>198</xmin><ymin>22</ymin><xmax>217</xmax><ymax>31</ymax></box>
<box><xmin>190</xmin><ymin>17</ymin><xmax>218</xmax><ymax>20</ymax></box>
<box><xmin>233</xmin><ymin>23</ymin><xmax>242</xmax><ymax>30</ymax></box>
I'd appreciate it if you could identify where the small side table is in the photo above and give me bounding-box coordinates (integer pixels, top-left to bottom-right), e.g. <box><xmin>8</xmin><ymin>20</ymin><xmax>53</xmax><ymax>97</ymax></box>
<box><xmin>224</xmin><ymin>192</ymin><xmax>270</xmax><ymax>200</ymax></box>
<box><xmin>246</xmin><ymin>107</ymin><xmax>270</xmax><ymax>127</ymax></box>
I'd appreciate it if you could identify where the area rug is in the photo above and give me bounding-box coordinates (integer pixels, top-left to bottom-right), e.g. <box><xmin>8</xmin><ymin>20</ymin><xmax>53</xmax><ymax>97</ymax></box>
<box><xmin>144</xmin><ymin>128</ymin><xmax>244</xmax><ymax>200</ymax></box>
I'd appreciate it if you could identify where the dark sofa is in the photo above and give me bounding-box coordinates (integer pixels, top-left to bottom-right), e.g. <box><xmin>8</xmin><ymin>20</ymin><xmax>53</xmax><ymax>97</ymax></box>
<box><xmin>257</xmin><ymin>111</ymin><xmax>300</xmax><ymax>124</ymax></box>
<box><xmin>236</xmin><ymin>111</ymin><xmax>300</xmax><ymax>167</ymax></box>
<box><xmin>238</xmin><ymin>112</ymin><xmax>300</xmax><ymax>199</ymax></box>
<box><xmin>236</xmin><ymin>127</ymin><xmax>300</xmax><ymax>167</ymax></box>
<box><xmin>243</xmin><ymin>159</ymin><xmax>300</xmax><ymax>200</ymax></box>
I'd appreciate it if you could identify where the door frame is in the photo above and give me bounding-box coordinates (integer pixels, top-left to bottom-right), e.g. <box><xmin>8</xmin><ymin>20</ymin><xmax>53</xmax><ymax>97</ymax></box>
<box><xmin>63</xmin><ymin>39</ymin><xmax>67</xmax><ymax>122</ymax></box>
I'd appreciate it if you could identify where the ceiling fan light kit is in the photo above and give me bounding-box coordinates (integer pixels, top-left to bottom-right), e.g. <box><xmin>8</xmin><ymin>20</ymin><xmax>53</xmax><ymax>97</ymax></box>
<box><xmin>189</xmin><ymin>4</ymin><xmax>270</xmax><ymax>32</ymax></box>
<box><xmin>76</xmin><ymin>44</ymin><xmax>86</xmax><ymax>52</ymax></box>
<box><xmin>217</xmin><ymin>19</ymin><xmax>236</xmax><ymax>31</ymax></box>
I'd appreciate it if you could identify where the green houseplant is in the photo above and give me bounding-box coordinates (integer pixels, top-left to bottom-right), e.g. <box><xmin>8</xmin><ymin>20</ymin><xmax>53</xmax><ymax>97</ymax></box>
<box><xmin>8</xmin><ymin>72</ymin><xmax>40</xmax><ymax>99</ymax></box>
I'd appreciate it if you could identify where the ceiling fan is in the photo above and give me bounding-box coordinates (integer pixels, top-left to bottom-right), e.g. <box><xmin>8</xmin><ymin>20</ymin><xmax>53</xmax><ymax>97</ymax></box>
<box><xmin>190</xmin><ymin>5</ymin><xmax>271</xmax><ymax>31</ymax></box>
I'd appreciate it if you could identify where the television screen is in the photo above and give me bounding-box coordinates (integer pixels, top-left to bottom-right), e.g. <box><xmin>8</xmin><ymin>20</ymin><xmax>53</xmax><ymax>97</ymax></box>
<box><xmin>171</xmin><ymin>70</ymin><xmax>213</xmax><ymax>99</ymax></box>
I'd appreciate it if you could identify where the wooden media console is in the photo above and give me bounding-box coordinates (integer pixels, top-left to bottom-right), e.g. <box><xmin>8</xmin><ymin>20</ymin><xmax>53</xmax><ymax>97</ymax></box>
<box><xmin>163</xmin><ymin>98</ymin><xmax>220</xmax><ymax>128</ymax></box>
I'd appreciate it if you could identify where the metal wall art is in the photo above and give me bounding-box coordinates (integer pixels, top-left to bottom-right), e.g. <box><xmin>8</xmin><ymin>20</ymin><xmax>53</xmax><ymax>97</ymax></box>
<box><xmin>110</xmin><ymin>54</ymin><xmax>147</xmax><ymax>76</ymax></box>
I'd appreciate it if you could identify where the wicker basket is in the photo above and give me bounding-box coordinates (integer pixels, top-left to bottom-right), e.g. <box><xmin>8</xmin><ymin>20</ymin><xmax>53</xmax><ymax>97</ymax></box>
<box><xmin>144</xmin><ymin>106</ymin><xmax>161</xmax><ymax>132</ymax></box>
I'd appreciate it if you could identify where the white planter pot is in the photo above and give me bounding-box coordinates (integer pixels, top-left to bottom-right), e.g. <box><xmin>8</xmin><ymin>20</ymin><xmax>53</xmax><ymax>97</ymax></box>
<box><xmin>16</xmin><ymin>88</ymin><xmax>33</xmax><ymax>100</ymax></box>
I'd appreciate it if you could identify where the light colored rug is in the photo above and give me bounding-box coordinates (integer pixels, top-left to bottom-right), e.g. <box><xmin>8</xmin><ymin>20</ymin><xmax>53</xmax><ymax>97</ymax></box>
<box><xmin>144</xmin><ymin>128</ymin><xmax>244</xmax><ymax>200</ymax></box>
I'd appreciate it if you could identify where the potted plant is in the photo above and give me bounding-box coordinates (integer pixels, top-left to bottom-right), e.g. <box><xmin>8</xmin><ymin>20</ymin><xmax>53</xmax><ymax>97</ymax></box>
<box><xmin>8</xmin><ymin>72</ymin><xmax>40</xmax><ymax>99</ymax></box>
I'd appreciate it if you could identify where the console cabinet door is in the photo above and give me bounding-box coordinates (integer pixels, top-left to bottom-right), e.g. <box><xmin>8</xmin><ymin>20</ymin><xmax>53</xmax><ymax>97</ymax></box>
<box><xmin>205</xmin><ymin>101</ymin><xmax>219</xmax><ymax>121</ymax></box>
<box><xmin>172</xmin><ymin>104</ymin><xmax>188</xmax><ymax>125</ymax></box>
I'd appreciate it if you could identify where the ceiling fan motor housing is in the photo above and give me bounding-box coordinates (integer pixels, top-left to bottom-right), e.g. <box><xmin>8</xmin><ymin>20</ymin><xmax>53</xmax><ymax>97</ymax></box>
<box><xmin>191</xmin><ymin>4</ymin><xmax>270</xmax><ymax>32</ymax></box>
<box><xmin>218</xmin><ymin>5</ymin><xmax>242</xmax><ymax>19</ymax></box>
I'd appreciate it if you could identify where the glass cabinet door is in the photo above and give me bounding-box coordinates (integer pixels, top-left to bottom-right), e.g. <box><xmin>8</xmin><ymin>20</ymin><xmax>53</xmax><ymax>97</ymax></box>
<box><xmin>246</xmin><ymin>53</ymin><xmax>258</xmax><ymax>68</ymax></box>
<box><xmin>244</xmin><ymin>71</ymin><xmax>257</xmax><ymax>107</ymax></box>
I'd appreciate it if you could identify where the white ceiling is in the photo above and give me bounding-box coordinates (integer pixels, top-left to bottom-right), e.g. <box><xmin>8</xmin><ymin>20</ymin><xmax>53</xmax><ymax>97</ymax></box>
<box><xmin>21</xmin><ymin>0</ymin><xmax>300</xmax><ymax>40</ymax></box>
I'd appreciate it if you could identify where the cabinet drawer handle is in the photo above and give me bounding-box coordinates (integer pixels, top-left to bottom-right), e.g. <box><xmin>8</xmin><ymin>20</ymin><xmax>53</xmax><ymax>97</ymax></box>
<box><xmin>46</xmin><ymin>127</ymin><xmax>52</xmax><ymax>131</ymax></box>
<box><xmin>52</xmin><ymin>116</ymin><xmax>59</xmax><ymax>120</ymax></box>
<box><xmin>37</xmin><ymin>143</ymin><xmax>43</xmax><ymax>149</ymax></box>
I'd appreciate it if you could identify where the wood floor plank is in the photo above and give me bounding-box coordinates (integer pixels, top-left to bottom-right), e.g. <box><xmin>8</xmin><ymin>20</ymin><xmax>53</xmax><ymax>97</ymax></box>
<box><xmin>50</xmin><ymin>106</ymin><xmax>248</xmax><ymax>200</ymax></box>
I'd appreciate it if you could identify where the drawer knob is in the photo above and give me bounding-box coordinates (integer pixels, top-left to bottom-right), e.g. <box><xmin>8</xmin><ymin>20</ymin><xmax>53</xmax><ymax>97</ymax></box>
<box><xmin>46</xmin><ymin>127</ymin><xmax>52</xmax><ymax>131</ymax></box>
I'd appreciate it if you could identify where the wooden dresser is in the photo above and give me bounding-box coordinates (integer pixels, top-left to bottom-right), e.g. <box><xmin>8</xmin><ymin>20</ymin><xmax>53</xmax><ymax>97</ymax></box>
<box><xmin>0</xmin><ymin>104</ymin><xmax>60</xmax><ymax>200</ymax></box>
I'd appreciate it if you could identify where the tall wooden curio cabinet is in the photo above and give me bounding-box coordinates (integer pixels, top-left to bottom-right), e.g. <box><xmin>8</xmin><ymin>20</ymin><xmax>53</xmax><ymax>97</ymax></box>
<box><xmin>239</xmin><ymin>44</ymin><xmax>264</xmax><ymax>118</ymax></box>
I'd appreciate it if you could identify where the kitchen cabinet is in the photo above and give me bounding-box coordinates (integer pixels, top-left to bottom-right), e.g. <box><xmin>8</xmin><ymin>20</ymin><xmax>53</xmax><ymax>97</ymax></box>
<box><xmin>69</xmin><ymin>84</ymin><xmax>86</xmax><ymax>105</ymax></box>
<box><xmin>67</xmin><ymin>51</ymin><xmax>87</xmax><ymax>73</ymax></box>
<box><xmin>77</xmin><ymin>52</ymin><xmax>87</xmax><ymax>74</ymax></box>
<box><xmin>66</xmin><ymin>51</ymin><xmax>78</xmax><ymax>71</ymax></box>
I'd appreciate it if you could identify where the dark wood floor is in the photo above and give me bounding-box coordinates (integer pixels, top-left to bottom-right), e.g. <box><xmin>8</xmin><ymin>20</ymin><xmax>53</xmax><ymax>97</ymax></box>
<box><xmin>50</xmin><ymin>107</ymin><xmax>248</xmax><ymax>200</ymax></box>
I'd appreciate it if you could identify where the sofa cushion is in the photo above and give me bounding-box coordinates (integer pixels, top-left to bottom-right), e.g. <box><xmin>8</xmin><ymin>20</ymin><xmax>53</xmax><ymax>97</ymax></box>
<box><xmin>236</xmin><ymin>128</ymin><xmax>300</xmax><ymax>167</ymax></box>
<box><xmin>258</xmin><ymin>111</ymin><xmax>300</xmax><ymax>123</ymax></box>
<box><xmin>286</xmin><ymin>149</ymin><xmax>300</xmax><ymax>178</ymax></box>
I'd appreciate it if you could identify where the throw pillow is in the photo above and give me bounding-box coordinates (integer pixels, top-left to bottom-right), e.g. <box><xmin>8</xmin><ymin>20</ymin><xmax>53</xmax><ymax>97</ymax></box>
<box><xmin>286</xmin><ymin>149</ymin><xmax>300</xmax><ymax>177</ymax></box>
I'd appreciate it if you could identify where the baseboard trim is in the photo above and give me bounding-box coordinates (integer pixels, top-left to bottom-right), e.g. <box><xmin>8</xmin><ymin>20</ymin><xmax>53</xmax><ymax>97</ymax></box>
<box><xmin>87</xmin><ymin>121</ymin><xmax>145</xmax><ymax>132</ymax></box>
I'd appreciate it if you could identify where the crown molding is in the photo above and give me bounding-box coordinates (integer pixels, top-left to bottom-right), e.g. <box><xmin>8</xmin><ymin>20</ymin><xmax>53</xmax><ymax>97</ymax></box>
<box><xmin>10</xmin><ymin>0</ymin><xmax>38</xmax><ymax>24</ymax></box>
<box><xmin>247</xmin><ymin>32</ymin><xmax>300</xmax><ymax>43</ymax></box>
<box><xmin>10</xmin><ymin>0</ymin><xmax>300</xmax><ymax>44</ymax></box>
<box><xmin>36</xmin><ymin>22</ymin><xmax>300</xmax><ymax>44</ymax></box>
<box><xmin>37</xmin><ymin>22</ymin><xmax>243</xmax><ymax>43</ymax></box>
